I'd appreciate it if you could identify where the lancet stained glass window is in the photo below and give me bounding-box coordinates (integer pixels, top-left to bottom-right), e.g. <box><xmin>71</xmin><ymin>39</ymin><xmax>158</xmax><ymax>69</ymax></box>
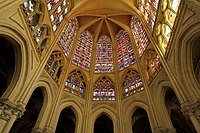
<box><xmin>95</xmin><ymin>35</ymin><xmax>114</xmax><ymax>73</ymax></box>
<box><xmin>93</xmin><ymin>76</ymin><xmax>115</xmax><ymax>101</ymax></box>
<box><xmin>45</xmin><ymin>51</ymin><xmax>64</xmax><ymax>83</ymax></box>
<box><xmin>139</xmin><ymin>0</ymin><xmax>160</xmax><ymax>28</ymax></box>
<box><xmin>144</xmin><ymin>50</ymin><xmax>162</xmax><ymax>82</ymax></box>
<box><xmin>64</xmin><ymin>70</ymin><xmax>86</xmax><ymax>98</ymax></box>
<box><xmin>58</xmin><ymin>18</ymin><xmax>78</xmax><ymax>57</ymax></box>
<box><xmin>131</xmin><ymin>16</ymin><xmax>150</xmax><ymax>56</ymax></box>
<box><xmin>116</xmin><ymin>30</ymin><xmax>136</xmax><ymax>71</ymax></box>
<box><xmin>72</xmin><ymin>30</ymin><xmax>93</xmax><ymax>71</ymax></box>
<box><xmin>122</xmin><ymin>69</ymin><xmax>143</xmax><ymax>97</ymax></box>
<box><xmin>47</xmin><ymin>0</ymin><xmax>72</xmax><ymax>31</ymax></box>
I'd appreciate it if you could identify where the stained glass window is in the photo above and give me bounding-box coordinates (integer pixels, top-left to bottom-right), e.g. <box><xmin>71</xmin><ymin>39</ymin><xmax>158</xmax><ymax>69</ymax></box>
<box><xmin>93</xmin><ymin>76</ymin><xmax>115</xmax><ymax>101</ymax></box>
<box><xmin>116</xmin><ymin>30</ymin><xmax>136</xmax><ymax>71</ymax></box>
<box><xmin>72</xmin><ymin>30</ymin><xmax>93</xmax><ymax>71</ymax></box>
<box><xmin>139</xmin><ymin>0</ymin><xmax>160</xmax><ymax>28</ymax></box>
<box><xmin>64</xmin><ymin>70</ymin><xmax>86</xmax><ymax>98</ymax></box>
<box><xmin>95</xmin><ymin>35</ymin><xmax>114</xmax><ymax>73</ymax></box>
<box><xmin>155</xmin><ymin>0</ymin><xmax>181</xmax><ymax>53</ymax></box>
<box><xmin>45</xmin><ymin>51</ymin><xmax>64</xmax><ymax>83</ymax></box>
<box><xmin>21</xmin><ymin>0</ymin><xmax>51</xmax><ymax>55</ymax></box>
<box><xmin>122</xmin><ymin>69</ymin><xmax>143</xmax><ymax>97</ymax></box>
<box><xmin>144</xmin><ymin>50</ymin><xmax>162</xmax><ymax>81</ymax></box>
<box><xmin>47</xmin><ymin>0</ymin><xmax>72</xmax><ymax>31</ymax></box>
<box><xmin>131</xmin><ymin>16</ymin><xmax>150</xmax><ymax>56</ymax></box>
<box><xmin>58</xmin><ymin>18</ymin><xmax>78</xmax><ymax>57</ymax></box>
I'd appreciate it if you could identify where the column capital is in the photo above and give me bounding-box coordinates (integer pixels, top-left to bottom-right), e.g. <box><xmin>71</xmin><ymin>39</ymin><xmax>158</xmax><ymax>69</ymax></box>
<box><xmin>0</xmin><ymin>99</ymin><xmax>25</xmax><ymax>121</ymax></box>
<box><xmin>181</xmin><ymin>99</ymin><xmax>200</xmax><ymax>122</ymax></box>
<box><xmin>154</xmin><ymin>127</ymin><xmax>176</xmax><ymax>133</ymax></box>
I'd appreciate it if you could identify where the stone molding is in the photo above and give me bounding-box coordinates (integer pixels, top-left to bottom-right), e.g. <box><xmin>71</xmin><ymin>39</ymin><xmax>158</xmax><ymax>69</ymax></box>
<box><xmin>0</xmin><ymin>99</ymin><xmax>25</xmax><ymax>121</ymax></box>
<box><xmin>181</xmin><ymin>99</ymin><xmax>200</xmax><ymax>122</ymax></box>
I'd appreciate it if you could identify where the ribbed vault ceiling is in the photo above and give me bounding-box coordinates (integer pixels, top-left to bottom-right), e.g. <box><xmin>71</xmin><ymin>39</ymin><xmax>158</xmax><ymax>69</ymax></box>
<box><xmin>69</xmin><ymin>0</ymin><xmax>138</xmax><ymax>41</ymax></box>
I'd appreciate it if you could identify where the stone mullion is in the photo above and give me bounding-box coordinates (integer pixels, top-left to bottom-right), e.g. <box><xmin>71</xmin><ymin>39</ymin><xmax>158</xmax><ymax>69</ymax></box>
<box><xmin>127</xmin><ymin>27</ymin><xmax>160</xmax><ymax>131</ymax></box>
<box><xmin>82</xmin><ymin>20</ymin><xmax>102</xmax><ymax>133</ymax></box>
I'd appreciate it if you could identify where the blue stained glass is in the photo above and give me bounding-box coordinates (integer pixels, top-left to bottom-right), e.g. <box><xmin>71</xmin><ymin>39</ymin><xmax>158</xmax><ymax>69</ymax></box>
<box><xmin>116</xmin><ymin>30</ymin><xmax>136</xmax><ymax>70</ymax></box>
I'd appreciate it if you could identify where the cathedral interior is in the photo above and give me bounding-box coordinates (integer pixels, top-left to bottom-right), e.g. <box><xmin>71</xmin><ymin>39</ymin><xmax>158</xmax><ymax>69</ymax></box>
<box><xmin>0</xmin><ymin>0</ymin><xmax>200</xmax><ymax>133</ymax></box>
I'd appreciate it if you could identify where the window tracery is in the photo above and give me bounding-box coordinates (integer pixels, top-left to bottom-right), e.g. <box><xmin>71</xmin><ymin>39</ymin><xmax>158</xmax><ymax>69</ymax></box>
<box><xmin>47</xmin><ymin>0</ymin><xmax>72</xmax><ymax>31</ymax></box>
<box><xmin>155</xmin><ymin>0</ymin><xmax>181</xmax><ymax>53</ymax></box>
<box><xmin>131</xmin><ymin>16</ymin><xmax>150</xmax><ymax>56</ymax></box>
<box><xmin>64</xmin><ymin>70</ymin><xmax>86</xmax><ymax>98</ymax></box>
<box><xmin>21</xmin><ymin>0</ymin><xmax>51</xmax><ymax>55</ymax></box>
<box><xmin>116</xmin><ymin>30</ymin><xmax>136</xmax><ymax>71</ymax></box>
<box><xmin>144</xmin><ymin>50</ymin><xmax>162</xmax><ymax>82</ymax></box>
<box><xmin>93</xmin><ymin>76</ymin><xmax>115</xmax><ymax>101</ymax></box>
<box><xmin>58</xmin><ymin>18</ymin><xmax>78</xmax><ymax>58</ymax></box>
<box><xmin>45</xmin><ymin>51</ymin><xmax>64</xmax><ymax>83</ymax></box>
<box><xmin>95</xmin><ymin>35</ymin><xmax>114</xmax><ymax>73</ymax></box>
<box><xmin>72</xmin><ymin>30</ymin><xmax>93</xmax><ymax>71</ymax></box>
<box><xmin>139</xmin><ymin>0</ymin><xmax>160</xmax><ymax>28</ymax></box>
<box><xmin>122</xmin><ymin>69</ymin><xmax>143</xmax><ymax>97</ymax></box>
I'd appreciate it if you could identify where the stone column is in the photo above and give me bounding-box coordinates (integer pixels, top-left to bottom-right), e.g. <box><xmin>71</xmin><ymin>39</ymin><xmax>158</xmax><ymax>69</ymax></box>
<box><xmin>181</xmin><ymin>99</ymin><xmax>200</xmax><ymax>132</ymax></box>
<box><xmin>0</xmin><ymin>99</ymin><xmax>25</xmax><ymax>133</ymax></box>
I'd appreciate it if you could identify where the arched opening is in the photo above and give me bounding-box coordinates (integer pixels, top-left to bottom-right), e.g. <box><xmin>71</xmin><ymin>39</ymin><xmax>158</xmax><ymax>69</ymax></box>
<box><xmin>56</xmin><ymin>107</ymin><xmax>76</xmax><ymax>133</ymax></box>
<box><xmin>0</xmin><ymin>36</ymin><xmax>17</xmax><ymax>97</ymax></box>
<box><xmin>165</xmin><ymin>88</ymin><xmax>196</xmax><ymax>133</ymax></box>
<box><xmin>192</xmin><ymin>37</ymin><xmax>200</xmax><ymax>84</ymax></box>
<box><xmin>10</xmin><ymin>88</ymin><xmax>44</xmax><ymax>133</ymax></box>
<box><xmin>132</xmin><ymin>108</ymin><xmax>152</xmax><ymax>133</ymax></box>
<box><xmin>94</xmin><ymin>114</ymin><xmax>114</xmax><ymax>133</ymax></box>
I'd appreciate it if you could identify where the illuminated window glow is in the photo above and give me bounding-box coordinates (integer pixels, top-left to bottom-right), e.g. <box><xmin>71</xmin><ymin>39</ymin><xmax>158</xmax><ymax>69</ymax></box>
<box><xmin>116</xmin><ymin>30</ymin><xmax>136</xmax><ymax>70</ymax></box>
<box><xmin>122</xmin><ymin>69</ymin><xmax>143</xmax><ymax>97</ymax></box>
<box><xmin>93</xmin><ymin>76</ymin><xmax>115</xmax><ymax>101</ymax></box>
<box><xmin>131</xmin><ymin>16</ymin><xmax>150</xmax><ymax>56</ymax></box>
<box><xmin>64</xmin><ymin>70</ymin><xmax>86</xmax><ymax>98</ymax></box>
<box><xmin>95</xmin><ymin>35</ymin><xmax>114</xmax><ymax>73</ymax></box>
<box><xmin>72</xmin><ymin>30</ymin><xmax>93</xmax><ymax>71</ymax></box>
<box><xmin>58</xmin><ymin>18</ymin><xmax>78</xmax><ymax>57</ymax></box>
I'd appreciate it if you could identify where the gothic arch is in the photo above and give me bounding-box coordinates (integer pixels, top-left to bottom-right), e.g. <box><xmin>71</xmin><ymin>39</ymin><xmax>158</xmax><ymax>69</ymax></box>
<box><xmin>175</xmin><ymin>22</ymin><xmax>200</xmax><ymax>102</ymax></box>
<box><xmin>0</xmin><ymin>25</ymin><xmax>28</xmax><ymax>101</ymax></box>
<box><xmin>155</xmin><ymin>82</ymin><xmax>177</xmax><ymax>129</ymax></box>
<box><xmin>124</xmin><ymin>100</ymin><xmax>154</xmax><ymax>133</ymax></box>
<box><xmin>54</xmin><ymin>99</ymin><xmax>83</xmax><ymax>133</ymax></box>
<box><xmin>10</xmin><ymin>87</ymin><xmax>45</xmax><ymax>132</ymax></box>
<box><xmin>90</xmin><ymin>106</ymin><xmax>118</xmax><ymax>133</ymax></box>
<box><xmin>164</xmin><ymin>87</ymin><xmax>197</xmax><ymax>133</ymax></box>
<box><xmin>29</xmin><ymin>77</ymin><xmax>54</xmax><ymax>129</ymax></box>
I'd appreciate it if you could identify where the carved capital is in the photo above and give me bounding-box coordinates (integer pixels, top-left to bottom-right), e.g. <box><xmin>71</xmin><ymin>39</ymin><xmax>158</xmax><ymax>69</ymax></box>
<box><xmin>0</xmin><ymin>99</ymin><xmax>25</xmax><ymax>121</ymax></box>
<box><xmin>154</xmin><ymin>127</ymin><xmax>176</xmax><ymax>133</ymax></box>
<box><xmin>181</xmin><ymin>99</ymin><xmax>200</xmax><ymax>122</ymax></box>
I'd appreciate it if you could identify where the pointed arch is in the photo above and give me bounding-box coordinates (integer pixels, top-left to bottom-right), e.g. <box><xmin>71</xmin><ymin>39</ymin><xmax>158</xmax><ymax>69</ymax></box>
<box><xmin>122</xmin><ymin>69</ymin><xmax>143</xmax><ymax>97</ymax></box>
<box><xmin>90</xmin><ymin>106</ymin><xmax>118</xmax><ymax>133</ymax></box>
<box><xmin>64</xmin><ymin>69</ymin><xmax>87</xmax><ymax>98</ymax></box>
<box><xmin>45</xmin><ymin>50</ymin><xmax>64</xmax><ymax>84</ymax></box>
<box><xmin>93</xmin><ymin>76</ymin><xmax>115</xmax><ymax>101</ymax></box>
